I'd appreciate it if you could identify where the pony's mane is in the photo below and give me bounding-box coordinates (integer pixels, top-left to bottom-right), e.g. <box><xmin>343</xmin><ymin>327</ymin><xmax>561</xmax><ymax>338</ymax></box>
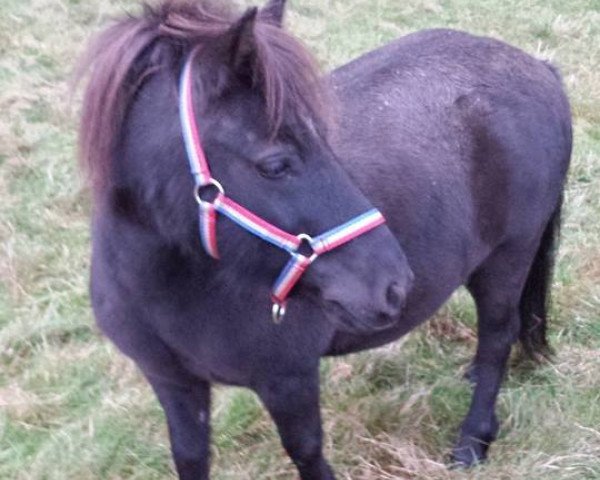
<box><xmin>77</xmin><ymin>0</ymin><xmax>330</xmax><ymax>191</ymax></box>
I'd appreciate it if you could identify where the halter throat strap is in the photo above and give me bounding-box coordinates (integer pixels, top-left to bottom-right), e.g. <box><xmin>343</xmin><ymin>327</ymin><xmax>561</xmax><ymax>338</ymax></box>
<box><xmin>179</xmin><ymin>51</ymin><xmax>386</xmax><ymax>321</ymax></box>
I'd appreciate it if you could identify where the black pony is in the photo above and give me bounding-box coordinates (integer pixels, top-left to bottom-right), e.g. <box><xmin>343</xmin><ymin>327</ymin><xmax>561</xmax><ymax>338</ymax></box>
<box><xmin>78</xmin><ymin>0</ymin><xmax>571</xmax><ymax>478</ymax></box>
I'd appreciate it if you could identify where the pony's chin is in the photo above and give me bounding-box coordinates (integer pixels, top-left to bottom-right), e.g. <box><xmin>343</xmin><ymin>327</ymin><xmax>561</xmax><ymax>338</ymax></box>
<box><xmin>322</xmin><ymin>300</ymin><xmax>399</xmax><ymax>334</ymax></box>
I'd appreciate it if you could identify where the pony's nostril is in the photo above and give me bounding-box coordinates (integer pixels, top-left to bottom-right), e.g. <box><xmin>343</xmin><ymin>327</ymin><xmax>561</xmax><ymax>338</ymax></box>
<box><xmin>385</xmin><ymin>281</ymin><xmax>404</xmax><ymax>311</ymax></box>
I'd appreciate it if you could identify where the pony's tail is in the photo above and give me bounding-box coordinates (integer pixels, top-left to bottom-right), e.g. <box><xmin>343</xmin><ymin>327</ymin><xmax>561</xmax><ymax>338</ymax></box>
<box><xmin>518</xmin><ymin>196</ymin><xmax>563</xmax><ymax>359</ymax></box>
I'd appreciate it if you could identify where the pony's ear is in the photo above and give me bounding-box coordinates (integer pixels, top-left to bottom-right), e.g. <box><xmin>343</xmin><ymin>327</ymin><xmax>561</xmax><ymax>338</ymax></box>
<box><xmin>213</xmin><ymin>7</ymin><xmax>259</xmax><ymax>86</ymax></box>
<box><xmin>260</xmin><ymin>0</ymin><xmax>287</xmax><ymax>27</ymax></box>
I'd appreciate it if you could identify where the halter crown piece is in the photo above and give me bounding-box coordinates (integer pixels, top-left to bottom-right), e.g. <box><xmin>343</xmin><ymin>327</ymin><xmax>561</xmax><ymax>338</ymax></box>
<box><xmin>179</xmin><ymin>51</ymin><xmax>386</xmax><ymax>323</ymax></box>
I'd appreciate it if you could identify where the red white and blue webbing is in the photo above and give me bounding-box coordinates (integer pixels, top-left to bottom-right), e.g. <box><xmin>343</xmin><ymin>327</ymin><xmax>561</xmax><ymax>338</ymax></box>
<box><xmin>179</xmin><ymin>49</ymin><xmax>212</xmax><ymax>186</ymax></box>
<box><xmin>215</xmin><ymin>196</ymin><xmax>301</xmax><ymax>253</ymax></box>
<box><xmin>271</xmin><ymin>253</ymin><xmax>313</xmax><ymax>304</ymax></box>
<box><xmin>179</xmin><ymin>51</ymin><xmax>387</xmax><ymax>317</ymax></box>
<box><xmin>311</xmin><ymin>209</ymin><xmax>385</xmax><ymax>255</ymax></box>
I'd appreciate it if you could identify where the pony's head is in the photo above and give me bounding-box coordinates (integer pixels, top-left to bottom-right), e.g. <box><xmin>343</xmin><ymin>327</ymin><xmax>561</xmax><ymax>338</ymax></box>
<box><xmin>78</xmin><ymin>0</ymin><xmax>414</xmax><ymax>332</ymax></box>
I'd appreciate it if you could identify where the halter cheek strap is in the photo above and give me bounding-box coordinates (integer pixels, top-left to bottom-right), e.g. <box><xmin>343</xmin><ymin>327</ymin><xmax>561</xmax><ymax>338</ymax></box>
<box><xmin>179</xmin><ymin>52</ymin><xmax>386</xmax><ymax>322</ymax></box>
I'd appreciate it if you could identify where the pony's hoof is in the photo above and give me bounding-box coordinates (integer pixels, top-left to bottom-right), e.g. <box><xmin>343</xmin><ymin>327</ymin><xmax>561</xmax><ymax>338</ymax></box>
<box><xmin>450</xmin><ymin>441</ymin><xmax>488</xmax><ymax>468</ymax></box>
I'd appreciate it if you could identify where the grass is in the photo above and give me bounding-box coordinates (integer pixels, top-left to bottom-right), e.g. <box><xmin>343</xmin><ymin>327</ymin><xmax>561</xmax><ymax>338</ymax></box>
<box><xmin>1</xmin><ymin>0</ymin><xmax>599</xmax><ymax>478</ymax></box>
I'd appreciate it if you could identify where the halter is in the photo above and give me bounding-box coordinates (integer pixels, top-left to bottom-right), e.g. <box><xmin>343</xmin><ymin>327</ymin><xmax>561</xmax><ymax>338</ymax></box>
<box><xmin>179</xmin><ymin>52</ymin><xmax>386</xmax><ymax>322</ymax></box>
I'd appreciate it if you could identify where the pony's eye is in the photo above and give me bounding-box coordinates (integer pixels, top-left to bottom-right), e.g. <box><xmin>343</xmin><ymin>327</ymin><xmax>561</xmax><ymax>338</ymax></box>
<box><xmin>256</xmin><ymin>158</ymin><xmax>290</xmax><ymax>179</ymax></box>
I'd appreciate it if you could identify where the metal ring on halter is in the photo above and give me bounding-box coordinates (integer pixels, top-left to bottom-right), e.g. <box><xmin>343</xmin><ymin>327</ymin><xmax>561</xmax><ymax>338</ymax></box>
<box><xmin>272</xmin><ymin>302</ymin><xmax>286</xmax><ymax>324</ymax></box>
<box><xmin>296</xmin><ymin>233</ymin><xmax>318</xmax><ymax>262</ymax></box>
<box><xmin>194</xmin><ymin>179</ymin><xmax>225</xmax><ymax>207</ymax></box>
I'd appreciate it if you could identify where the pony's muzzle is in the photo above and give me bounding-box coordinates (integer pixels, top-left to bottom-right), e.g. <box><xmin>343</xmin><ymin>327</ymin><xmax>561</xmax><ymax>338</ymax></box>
<box><xmin>320</xmin><ymin>268</ymin><xmax>413</xmax><ymax>333</ymax></box>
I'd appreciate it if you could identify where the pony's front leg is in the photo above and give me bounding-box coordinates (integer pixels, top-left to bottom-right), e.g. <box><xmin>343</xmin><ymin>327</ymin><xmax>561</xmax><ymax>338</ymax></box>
<box><xmin>256</xmin><ymin>371</ymin><xmax>336</xmax><ymax>480</ymax></box>
<box><xmin>147</xmin><ymin>376</ymin><xmax>211</xmax><ymax>480</ymax></box>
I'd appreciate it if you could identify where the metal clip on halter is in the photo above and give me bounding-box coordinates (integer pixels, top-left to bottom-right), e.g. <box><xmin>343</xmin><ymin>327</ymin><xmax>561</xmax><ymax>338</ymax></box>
<box><xmin>296</xmin><ymin>233</ymin><xmax>318</xmax><ymax>262</ymax></box>
<box><xmin>272</xmin><ymin>302</ymin><xmax>287</xmax><ymax>324</ymax></box>
<box><xmin>194</xmin><ymin>178</ymin><xmax>225</xmax><ymax>207</ymax></box>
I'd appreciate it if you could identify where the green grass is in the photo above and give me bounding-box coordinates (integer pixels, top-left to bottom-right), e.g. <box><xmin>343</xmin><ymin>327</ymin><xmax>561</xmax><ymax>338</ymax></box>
<box><xmin>1</xmin><ymin>0</ymin><xmax>599</xmax><ymax>478</ymax></box>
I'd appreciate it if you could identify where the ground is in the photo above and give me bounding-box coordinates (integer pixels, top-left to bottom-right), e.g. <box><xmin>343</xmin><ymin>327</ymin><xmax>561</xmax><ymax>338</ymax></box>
<box><xmin>0</xmin><ymin>0</ymin><xmax>599</xmax><ymax>479</ymax></box>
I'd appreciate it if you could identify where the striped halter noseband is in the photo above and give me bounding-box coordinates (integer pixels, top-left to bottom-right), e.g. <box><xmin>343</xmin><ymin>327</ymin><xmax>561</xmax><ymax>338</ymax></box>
<box><xmin>179</xmin><ymin>52</ymin><xmax>386</xmax><ymax>322</ymax></box>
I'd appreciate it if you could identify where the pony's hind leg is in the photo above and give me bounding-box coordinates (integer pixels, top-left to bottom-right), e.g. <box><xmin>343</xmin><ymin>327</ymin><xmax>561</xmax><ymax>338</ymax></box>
<box><xmin>255</xmin><ymin>370</ymin><xmax>336</xmax><ymax>480</ymax></box>
<box><xmin>452</xmin><ymin>240</ymin><xmax>538</xmax><ymax>466</ymax></box>
<box><xmin>147</xmin><ymin>375</ymin><xmax>211</xmax><ymax>480</ymax></box>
